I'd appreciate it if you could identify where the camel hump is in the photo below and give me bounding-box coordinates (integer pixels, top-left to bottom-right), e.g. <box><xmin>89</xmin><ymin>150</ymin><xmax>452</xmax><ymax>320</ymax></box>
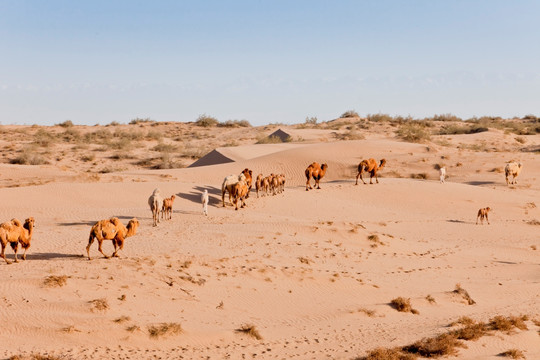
<box><xmin>11</xmin><ymin>218</ymin><xmax>22</xmax><ymax>227</ymax></box>
<box><xmin>109</xmin><ymin>217</ymin><xmax>121</xmax><ymax>225</ymax></box>
<box><xmin>152</xmin><ymin>188</ymin><xmax>160</xmax><ymax>195</ymax></box>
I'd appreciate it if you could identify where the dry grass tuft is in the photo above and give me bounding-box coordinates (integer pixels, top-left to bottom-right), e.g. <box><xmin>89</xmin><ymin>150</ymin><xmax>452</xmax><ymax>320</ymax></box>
<box><xmin>89</xmin><ymin>298</ymin><xmax>109</xmax><ymax>312</ymax></box>
<box><xmin>402</xmin><ymin>333</ymin><xmax>463</xmax><ymax>357</ymax></box>
<box><xmin>425</xmin><ymin>294</ymin><xmax>436</xmax><ymax>304</ymax></box>
<box><xmin>525</xmin><ymin>219</ymin><xmax>540</xmax><ymax>226</ymax></box>
<box><xmin>498</xmin><ymin>349</ymin><xmax>525</xmax><ymax>359</ymax></box>
<box><xmin>390</xmin><ymin>297</ymin><xmax>419</xmax><ymax>314</ymax></box>
<box><xmin>451</xmin><ymin>322</ymin><xmax>488</xmax><ymax>341</ymax></box>
<box><xmin>235</xmin><ymin>324</ymin><xmax>263</xmax><ymax>340</ymax></box>
<box><xmin>43</xmin><ymin>275</ymin><xmax>68</xmax><ymax>287</ymax></box>
<box><xmin>488</xmin><ymin>315</ymin><xmax>528</xmax><ymax>332</ymax></box>
<box><xmin>453</xmin><ymin>284</ymin><xmax>476</xmax><ymax>305</ymax></box>
<box><xmin>126</xmin><ymin>325</ymin><xmax>141</xmax><ymax>333</ymax></box>
<box><xmin>410</xmin><ymin>173</ymin><xmax>428</xmax><ymax>180</ymax></box>
<box><xmin>113</xmin><ymin>316</ymin><xmax>131</xmax><ymax>323</ymax></box>
<box><xmin>9</xmin><ymin>355</ymin><xmax>63</xmax><ymax>360</ymax></box>
<box><xmin>357</xmin><ymin>347</ymin><xmax>416</xmax><ymax>360</ymax></box>
<box><xmin>298</xmin><ymin>257</ymin><xmax>311</xmax><ymax>265</ymax></box>
<box><xmin>148</xmin><ymin>322</ymin><xmax>183</xmax><ymax>338</ymax></box>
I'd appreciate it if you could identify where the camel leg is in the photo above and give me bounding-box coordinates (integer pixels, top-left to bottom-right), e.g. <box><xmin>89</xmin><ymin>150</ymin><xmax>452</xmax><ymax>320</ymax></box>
<box><xmin>86</xmin><ymin>236</ymin><xmax>95</xmax><ymax>260</ymax></box>
<box><xmin>316</xmin><ymin>178</ymin><xmax>321</xmax><ymax>189</ymax></box>
<box><xmin>359</xmin><ymin>171</ymin><xmax>367</xmax><ymax>185</ymax></box>
<box><xmin>21</xmin><ymin>244</ymin><xmax>29</xmax><ymax>261</ymax></box>
<box><xmin>97</xmin><ymin>240</ymin><xmax>110</xmax><ymax>259</ymax></box>
<box><xmin>486</xmin><ymin>214</ymin><xmax>490</xmax><ymax>225</ymax></box>
<box><xmin>1</xmin><ymin>242</ymin><xmax>11</xmax><ymax>264</ymax></box>
<box><xmin>375</xmin><ymin>171</ymin><xmax>379</xmax><ymax>184</ymax></box>
<box><xmin>355</xmin><ymin>172</ymin><xmax>361</xmax><ymax>185</ymax></box>
<box><xmin>306</xmin><ymin>178</ymin><xmax>311</xmax><ymax>191</ymax></box>
<box><xmin>222</xmin><ymin>190</ymin><xmax>226</xmax><ymax>207</ymax></box>
<box><xmin>10</xmin><ymin>241</ymin><xmax>19</xmax><ymax>263</ymax></box>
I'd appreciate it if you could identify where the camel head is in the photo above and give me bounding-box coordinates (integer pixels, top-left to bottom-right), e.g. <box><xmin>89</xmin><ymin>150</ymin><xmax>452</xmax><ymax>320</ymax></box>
<box><xmin>170</xmin><ymin>195</ymin><xmax>176</xmax><ymax>202</ymax></box>
<box><xmin>24</xmin><ymin>217</ymin><xmax>35</xmax><ymax>230</ymax></box>
<box><xmin>321</xmin><ymin>163</ymin><xmax>328</xmax><ymax>171</ymax></box>
<box><xmin>379</xmin><ymin>159</ymin><xmax>387</xmax><ymax>168</ymax></box>
<box><xmin>152</xmin><ymin>188</ymin><xmax>161</xmax><ymax>195</ymax></box>
<box><xmin>126</xmin><ymin>218</ymin><xmax>139</xmax><ymax>237</ymax></box>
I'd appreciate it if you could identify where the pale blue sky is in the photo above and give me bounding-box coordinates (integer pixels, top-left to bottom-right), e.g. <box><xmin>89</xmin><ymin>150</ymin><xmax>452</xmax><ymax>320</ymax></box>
<box><xmin>1</xmin><ymin>0</ymin><xmax>539</xmax><ymax>125</ymax></box>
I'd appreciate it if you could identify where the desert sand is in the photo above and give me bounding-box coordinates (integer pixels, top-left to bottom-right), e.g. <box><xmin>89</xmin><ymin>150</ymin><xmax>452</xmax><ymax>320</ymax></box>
<box><xmin>0</xmin><ymin>118</ymin><xmax>539</xmax><ymax>359</ymax></box>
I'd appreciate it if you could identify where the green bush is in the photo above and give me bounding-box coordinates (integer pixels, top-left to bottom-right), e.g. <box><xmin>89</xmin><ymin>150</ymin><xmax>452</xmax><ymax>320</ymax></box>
<box><xmin>396</xmin><ymin>123</ymin><xmax>431</xmax><ymax>142</ymax></box>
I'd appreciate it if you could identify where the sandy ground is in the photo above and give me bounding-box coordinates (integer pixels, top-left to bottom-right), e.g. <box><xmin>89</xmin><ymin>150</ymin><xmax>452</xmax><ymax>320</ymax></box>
<box><xmin>0</xmin><ymin>125</ymin><xmax>539</xmax><ymax>359</ymax></box>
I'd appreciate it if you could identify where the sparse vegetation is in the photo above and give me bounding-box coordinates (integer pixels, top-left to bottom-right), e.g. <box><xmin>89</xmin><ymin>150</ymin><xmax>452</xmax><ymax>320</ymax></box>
<box><xmin>498</xmin><ymin>349</ymin><xmax>525</xmax><ymax>359</ymax></box>
<box><xmin>341</xmin><ymin>110</ymin><xmax>360</xmax><ymax>118</ymax></box>
<box><xmin>89</xmin><ymin>298</ymin><xmax>109</xmax><ymax>312</ymax></box>
<box><xmin>453</xmin><ymin>284</ymin><xmax>476</xmax><ymax>305</ymax></box>
<box><xmin>129</xmin><ymin>117</ymin><xmax>155</xmax><ymax>125</ymax></box>
<box><xmin>396</xmin><ymin>122</ymin><xmax>431</xmax><ymax>143</ymax></box>
<box><xmin>235</xmin><ymin>324</ymin><xmax>263</xmax><ymax>340</ymax></box>
<box><xmin>10</xmin><ymin>146</ymin><xmax>49</xmax><ymax>165</ymax></box>
<box><xmin>56</xmin><ymin>120</ymin><xmax>74</xmax><ymax>128</ymax></box>
<box><xmin>43</xmin><ymin>275</ymin><xmax>68</xmax><ymax>288</ymax></box>
<box><xmin>390</xmin><ymin>297</ymin><xmax>419</xmax><ymax>314</ymax></box>
<box><xmin>148</xmin><ymin>323</ymin><xmax>183</xmax><ymax>338</ymax></box>
<box><xmin>195</xmin><ymin>114</ymin><xmax>219</xmax><ymax>127</ymax></box>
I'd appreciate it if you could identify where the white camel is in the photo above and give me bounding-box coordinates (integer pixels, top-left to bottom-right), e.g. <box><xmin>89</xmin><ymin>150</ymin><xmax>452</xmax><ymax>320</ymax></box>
<box><xmin>221</xmin><ymin>173</ymin><xmax>246</xmax><ymax>207</ymax></box>
<box><xmin>201</xmin><ymin>189</ymin><xmax>209</xmax><ymax>216</ymax></box>
<box><xmin>505</xmin><ymin>162</ymin><xmax>523</xmax><ymax>185</ymax></box>
<box><xmin>148</xmin><ymin>188</ymin><xmax>163</xmax><ymax>226</ymax></box>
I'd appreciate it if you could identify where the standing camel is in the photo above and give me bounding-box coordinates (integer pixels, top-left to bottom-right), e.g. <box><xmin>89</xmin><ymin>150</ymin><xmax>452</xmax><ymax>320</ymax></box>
<box><xmin>305</xmin><ymin>162</ymin><xmax>328</xmax><ymax>191</ymax></box>
<box><xmin>0</xmin><ymin>217</ymin><xmax>35</xmax><ymax>264</ymax></box>
<box><xmin>148</xmin><ymin>188</ymin><xmax>163</xmax><ymax>226</ymax></box>
<box><xmin>86</xmin><ymin>217</ymin><xmax>139</xmax><ymax>260</ymax></box>
<box><xmin>355</xmin><ymin>158</ymin><xmax>386</xmax><ymax>185</ymax></box>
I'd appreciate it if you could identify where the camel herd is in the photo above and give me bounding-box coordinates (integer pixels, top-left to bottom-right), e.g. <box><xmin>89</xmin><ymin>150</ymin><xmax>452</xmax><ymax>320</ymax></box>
<box><xmin>0</xmin><ymin>157</ymin><xmax>525</xmax><ymax>263</ymax></box>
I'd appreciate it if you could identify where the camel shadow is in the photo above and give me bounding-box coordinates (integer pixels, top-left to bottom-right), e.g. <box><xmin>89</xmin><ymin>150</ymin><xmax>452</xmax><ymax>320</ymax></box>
<box><xmin>57</xmin><ymin>221</ymin><xmax>96</xmax><ymax>227</ymax></box>
<box><xmin>466</xmin><ymin>181</ymin><xmax>497</xmax><ymax>186</ymax></box>
<box><xmin>18</xmin><ymin>253</ymin><xmax>85</xmax><ymax>260</ymax></box>
<box><xmin>447</xmin><ymin>219</ymin><xmax>468</xmax><ymax>224</ymax></box>
<box><xmin>177</xmin><ymin>185</ymin><xmax>222</xmax><ymax>207</ymax></box>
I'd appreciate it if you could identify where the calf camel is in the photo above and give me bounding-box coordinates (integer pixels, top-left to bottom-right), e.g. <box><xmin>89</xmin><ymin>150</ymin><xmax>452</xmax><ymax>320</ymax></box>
<box><xmin>86</xmin><ymin>217</ymin><xmax>139</xmax><ymax>260</ymax></box>
<box><xmin>355</xmin><ymin>158</ymin><xmax>386</xmax><ymax>185</ymax></box>
<box><xmin>476</xmin><ymin>207</ymin><xmax>491</xmax><ymax>225</ymax></box>
<box><xmin>161</xmin><ymin>194</ymin><xmax>176</xmax><ymax>220</ymax></box>
<box><xmin>305</xmin><ymin>162</ymin><xmax>328</xmax><ymax>191</ymax></box>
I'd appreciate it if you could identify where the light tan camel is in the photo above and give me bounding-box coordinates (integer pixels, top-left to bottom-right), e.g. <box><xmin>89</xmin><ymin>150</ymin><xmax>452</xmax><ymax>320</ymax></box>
<box><xmin>505</xmin><ymin>162</ymin><xmax>523</xmax><ymax>185</ymax></box>
<box><xmin>86</xmin><ymin>217</ymin><xmax>139</xmax><ymax>260</ymax></box>
<box><xmin>222</xmin><ymin>172</ymin><xmax>246</xmax><ymax>207</ymax></box>
<box><xmin>255</xmin><ymin>174</ymin><xmax>264</xmax><ymax>198</ymax></box>
<box><xmin>355</xmin><ymin>158</ymin><xmax>386</xmax><ymax>185</ymax></box>
<box><xmin>0</xmin><ymin>217</ymin><xmax>35</xmax><ymax>264</ymax></box>
<box><xmin>232</xmin><ymin>180</ymin><xmax>249</xmax><ymax>210</ymax></box>
<box><xmin>476</xmin><ymin>207</ymin><xmax>491</xmax><ymax>225</ymax></box>
<box><xmin>148</xmin><ymin>188</ymin><xmax>163</xmax><ymax>227</ymax></box>
<box><xmin>305</xmin><ymin>162</ymin><xmax>328</xmax><ymax>191</ymax></box>
<box><xmin>161</xmin><ymin>195</ymin><xmax>176</xmax><ymax>220</ymax></box>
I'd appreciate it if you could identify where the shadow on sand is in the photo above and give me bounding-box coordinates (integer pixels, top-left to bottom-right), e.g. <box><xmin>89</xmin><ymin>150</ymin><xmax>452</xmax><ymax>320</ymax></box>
<box><xmin>466</xmin><ymin>181</ymin><xmax>497</xmax><ymax>186</ymax></box>
<box><xmin>177</xmin><ymin>185</ymin><xmax>222</xmax><ymax>207</ymax></box>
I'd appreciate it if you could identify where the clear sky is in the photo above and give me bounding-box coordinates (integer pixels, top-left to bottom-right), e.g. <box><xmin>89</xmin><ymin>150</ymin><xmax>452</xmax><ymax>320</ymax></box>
<box><xmin>1</xmin><ymin>0</ymin><xmax>539</xmax><ymax>126</ymax></box>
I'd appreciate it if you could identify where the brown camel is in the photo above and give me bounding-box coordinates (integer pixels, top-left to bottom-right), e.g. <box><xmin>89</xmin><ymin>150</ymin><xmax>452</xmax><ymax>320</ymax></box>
<box><xmin>232</xmin><ymin>181</ymin><xmax>249</xmax><ymax>210</ymax></box>
<box><xmin>305</xmin><ymin>162</ymin><xmax>328</xmax><ymax>191</ymax></box>
<box><xmin>0</xmin><ymin>217</ymin><xmax>35</xmax><ymax>264</ymax></box>
<box><xmin>241</xmin><ymin>168</ymin><xmax>253</xmax><ymax>198</ymax></box>
<box><xmin>86</xmin><ymin>217</ymin><xmax>139</xmax><ymax>260</ymax></box>
<box><xmin>161</xmin><ymin>195</ymin><xmax>176</xmax><ymax>220</ymax></box>
<box><xmin>476</xmin><ymin>207</ymin><xmax>491</xmax><ymax>225</ymax></box>
<box><xmin>255</xmin><ymin>174</ymin><xmax>264</xmax><ymax>198</ymax></box>
<box><xmin>355</xmin><ymin>158</ymin><xmax>386</xmax><ymax>185</ymax></box>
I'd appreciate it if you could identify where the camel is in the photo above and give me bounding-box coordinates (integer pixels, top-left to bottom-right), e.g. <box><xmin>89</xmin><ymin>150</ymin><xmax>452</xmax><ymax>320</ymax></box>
<box><xmin>476</xmin><ymin>207</ymin><xmax>491</xmax><ymax>225</ymax></box>
<box><xmin>148</xmin><ymin>188</ymin><xmax>163</xmax><ymax>226</ymax></box>
<box><xmin>241</xmin><ymin>168</ymin><xmax>253</xmax><ymax>198</ymax></box>
<box><xmin>201</xmin><ymin>189</ymin><xmax>209</xmax><ymax>216</ymax></box>
<box><xmin>86</xmin><ymin>217</ymin><xmax>139</xmax><ymax>260</ymax></box>
<box><xmin>262</xmin><ymin>176</ymin><xmax>271</xmax><ymax>195</ymax></box>
<box><xmin>161</xmin><ymin>194</ymin><xmax>176</xmax><ymax>220</ymax></box>
<box><xmin>0</xmin><ymin>217</ymin><xmax>35</xmax><ymax>264</ymax></box>
<box><xmin>439</xmin><ymin>167</ymin><xmax>446</xmax><ymax>184</ymax></box>
<box><xmin>505</xmin><ymin>162</ymin><xmax>523</xmax><ymax>185</ymax></box>
<box><xmin>355</xmin><ymin>158</ymin><xmax>386</xmax><ymax>185</ymax></box>
<box><xmin>255</xmin><ymin>174</ymin><xmax>264</xmax><ymax>198</ymax></box>
<box><xmin>222</xmin><ymin>172</ymin><xmax>246</xmax><ymax>207</ymax></box>
<box><xmin>232</xmin><ymin>180</ymin><xmax>249</xmax><ymax>210</ymax></box>
<box><xmin>305</xmin><ymin>162</ymin><xmax>328</xmax><ymax>191</ymax></box>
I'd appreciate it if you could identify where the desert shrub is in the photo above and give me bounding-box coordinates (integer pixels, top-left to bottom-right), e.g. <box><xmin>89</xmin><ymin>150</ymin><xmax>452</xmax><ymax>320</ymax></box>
<box><xmin>305</xmin><ymin>116</ymin><xmax>318</xmax><ymax>124</ymax></box>
<box><xmin>402</xmin><ymin>333</ymin><xmax>463</xmax><ymax>357</ymax></box>
<box><xmin>146</xmin><ymin>130</ymin><xmax>163</xmax><ymax>141</ymax></box>
<box><xmin>154</xmin><ymin>153</ymin><xmax>181</xmax><ymax>169</ymax></box>
<box><xmin>129</xmin><ymin>117</ymin><xmax>155</xmax><ymax>125</ymax></box>
<box><xmin>336</xmin><ymin>129</ymin><xmax>365</xmax><ymax>140</ymax></box>
<box><xmin>148</xmin><ymin>323</ymin><xmax>183</xmax><ymax>338</ymax></box>
<box><xmin>390</xmin><ymin>297</ymin><xmax>418</xmax><ymax>314</ymax></box>
<box><xmin>358</xmin><ymin>347</ymin><xmax>415</xmax><ymax>360</ymax></box>
<box><xmin>498</xmin><ymin>349</ymin><xmax>525</xmax><ymax>359</ymax></box>
<box><xmin>33</xmin><ymin>129</ymin><xmax>55</xmax><ymax>147</ymax></box>
<box><xmin>195</xmin><ymin>114</ymin><xmax>219</xmax><ymax>127</ymax></box>
<box><xmin>218</xmin><ymin>119</ymin><xmax>251</xmax><ymax>128</ymax></box>
<box><xmin>152</xmin><ymin>143</ymin><xmax>178</xmax><ymax>152</ymax></box>
<box><xmin>10</xmin><ymin>146</ymin><xmax>49</xmax><ymax>165</ymax></box>
<box><xmin>61</xmin><ymin>128</ymin><xmax>82</xmax><ymax>142</ymax></box>
<box><xmin>256</xmin><ymin>135</ymin><xmax>288</xmax><ymax>144</ymax></box>
<box><xmin>451</xmin><ymin>322</ymin><xmax>488</xmax><ymax>340</ymax></box>
<box><xmin>488</xmin><ymin>315</ymin><xmax>528</xmax><ymax>332</ymax></box>
<box><xmin>410</xmin><ymin>173</ymin><xmax>428</xmax><ymax>180</ymax></box>
<box><xmin>80</xmin><ymin>154</ymin><xmax>95</xmax><ymax>162</ymax></box>
<box><xmin>522</xmin><ymin>114</ymin><xmax>538</xmax><ymax>121</ymax></box>
<box><xmin>235</xmin><ymin>324</ymin><xmax>262</xmax><ymax>340</ymax></box>
<box><xmin>396</xmin><ymin>123</ymin><xmax>431</xmax><ymax>142</ymax></box>
<box><xmin>367</xmin><ymin>113</ymin><xmax>393</xmax><ymax>123</ymax></box>
<box><xmin>341</xmin><ymin>110</ymin><xmax>360</xmax><ymax>118</ymax></box>
<box><xmin>453</xmin><ymin>284</ymin><xmax>476</xmax><ymax>305</ymax></box>
<box><xmin>113</xmin><ymin>129</ymin><xmax>144</xmax><ymax>141</ymax></box>
<box><xmin>43</xmin><ymin>275</ymin><xmax>68</xmax><ymax>287</ymax></box>
<box><xmin>56</xmin><ymin>120</ymin><xmax>74</xmax><ymax>127</ymax></box>
<box><xmin>84</xmin><ymin>129</ymin><xmax>112</xmax><ymax>143</ymax></box>
<box><xmin>429</xmin><ymin>113</ymin><xmax>462</xmax><ymax>122</ymax></box>
<box><xmin>425</xmin><ymin>295</ymin><xmax>436</xmax><ymax>304</ymax></box>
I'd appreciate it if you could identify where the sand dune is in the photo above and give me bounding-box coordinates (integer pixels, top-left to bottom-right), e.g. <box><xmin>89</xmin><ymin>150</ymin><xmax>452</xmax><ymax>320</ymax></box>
<box><xmin>0</xmin><ymin>134</ymin><xmax>539</xmax><ymax>359</ymax></box>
